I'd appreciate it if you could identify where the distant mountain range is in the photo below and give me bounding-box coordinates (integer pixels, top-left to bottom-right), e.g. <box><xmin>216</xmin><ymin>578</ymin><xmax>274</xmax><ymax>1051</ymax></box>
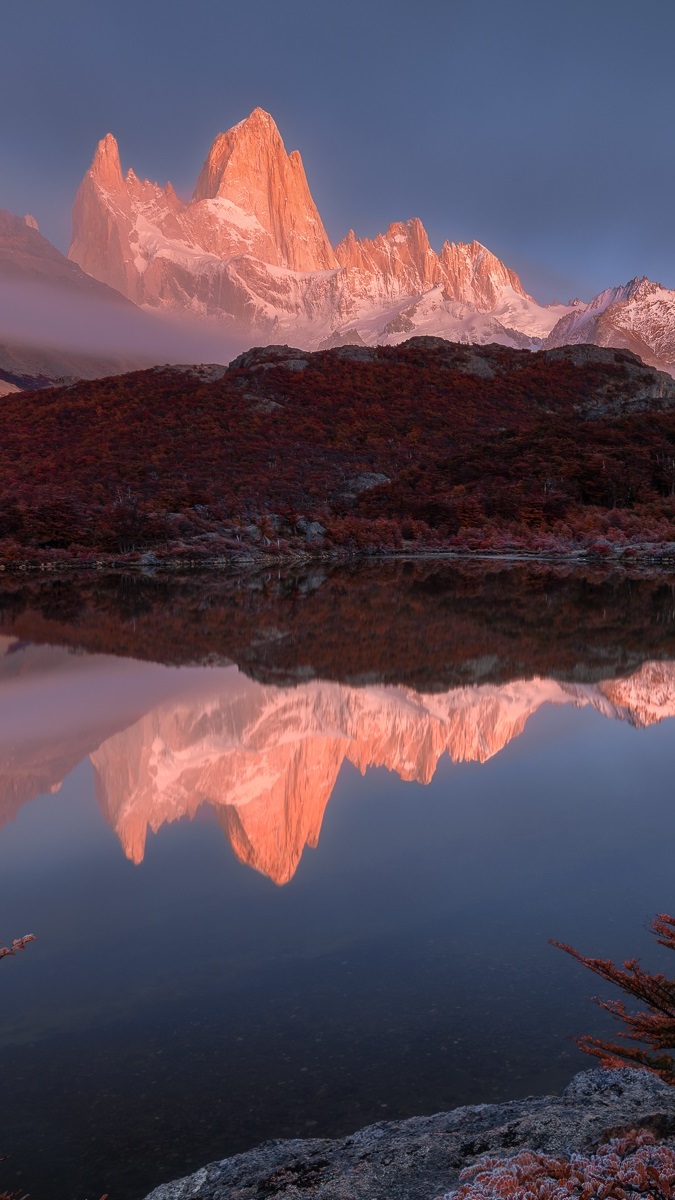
<box><xmin>3</xmin><ymin>107</ymin><xmax>675</xmax><ymax>387</ymax></box>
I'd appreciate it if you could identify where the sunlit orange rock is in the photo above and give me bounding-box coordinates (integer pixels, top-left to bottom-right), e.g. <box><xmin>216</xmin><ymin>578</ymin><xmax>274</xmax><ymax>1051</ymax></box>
<box><xmin>68</xmin><ymin>108</ymin><xmax>563</xmax><ymax>346</ymax></box>
<box><xmin>335</xmin><ymin>221</ymin><xmax>528</xmax><ymax>311</ymax></box>
<box><xmin>69</xmin><ymin>109</ymin><xmax>338</xmax><ymax>322</ymax></box>
<box><xmin>193</xmin><ymin>107</ymin><xmax>337</xmax><ymax>273</ymax></box>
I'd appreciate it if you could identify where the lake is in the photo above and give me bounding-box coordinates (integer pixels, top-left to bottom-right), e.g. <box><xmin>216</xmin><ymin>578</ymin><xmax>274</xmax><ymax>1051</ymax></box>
<box><xmin>1</xmin><ymin>562</ymin><xmax>674</xmax><ymax>1199</ymax></box>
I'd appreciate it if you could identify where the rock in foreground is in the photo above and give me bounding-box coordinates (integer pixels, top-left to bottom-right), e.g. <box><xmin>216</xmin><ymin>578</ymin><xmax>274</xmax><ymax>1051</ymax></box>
<box><xmin>143</xmin><ymin>1069</ymin><xmax>675</xmax><ymax>1200</ymax></box>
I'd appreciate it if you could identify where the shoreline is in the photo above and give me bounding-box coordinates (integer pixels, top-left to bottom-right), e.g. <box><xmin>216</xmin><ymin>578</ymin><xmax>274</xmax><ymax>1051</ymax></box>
<box><xmin>141</xmin><ymin>1069</ymin><xmax>675</xmax><ymax>1200</ymax></box>
<box><xmin>2</xmin><ymin>545</ymin><xmax>675</xmax><ymax>574</ymax></box>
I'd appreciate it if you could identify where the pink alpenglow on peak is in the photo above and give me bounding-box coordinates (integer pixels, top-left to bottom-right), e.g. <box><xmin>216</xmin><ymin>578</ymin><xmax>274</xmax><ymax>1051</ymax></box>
<box><xmin>193</xmin><ymin>107</ymin><xmax>337</xmax><ymax>273</ymax></box>
<box><xmin>68</xmin><ymin>107</ymin><xmax>569</xmax><ymax>348</ymax></box>
<box><xmin>69</xmin><ymin>108</ymin><xmax>339</xmax><ymax>321</ymax></box>
<box><xmin>89</xmin><ymin>133</ymin><xmax>125</xmax><ymax>191</ymax></box>
<box><xmin>335</xmin><ymin>222</ymin><xmax>529</xmax><ymax>312</ymax></box>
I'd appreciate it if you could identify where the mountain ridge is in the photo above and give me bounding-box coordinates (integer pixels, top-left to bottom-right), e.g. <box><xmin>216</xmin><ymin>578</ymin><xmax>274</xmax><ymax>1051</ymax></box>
<box><xmin>4</xmin><ymin>106</ymin><xmax>675</xmax><ymax>380</ymax></box>
<box><xmin>66</xmin><ymin>108</ymin><xmax>571</xmax><ymax>351</ymax></box>
<box><xmin>63</xmin><ymin>107</ymin><xmax>675</xmax><ymax>371</ymax></box>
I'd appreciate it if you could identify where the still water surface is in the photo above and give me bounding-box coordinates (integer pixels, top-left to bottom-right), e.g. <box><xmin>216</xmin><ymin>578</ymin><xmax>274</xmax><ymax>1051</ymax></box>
<box><xmin>0</xmin><ymin>566</ymin><xmax>674</xmax><ymax>1199</ymax></box>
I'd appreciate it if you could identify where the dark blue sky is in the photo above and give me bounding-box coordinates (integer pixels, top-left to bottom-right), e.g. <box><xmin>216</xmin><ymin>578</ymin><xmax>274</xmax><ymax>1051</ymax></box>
<box><xmin>1</xmin><ymin>0</ymin><xmax>673</xmax><ymax>302</ymax></box>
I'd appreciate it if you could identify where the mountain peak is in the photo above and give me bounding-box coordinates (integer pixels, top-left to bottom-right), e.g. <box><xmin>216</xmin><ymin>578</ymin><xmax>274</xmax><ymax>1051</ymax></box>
<box><xmin>193</xmin><ymin>109</ymin><xmax>285</xmax><ymax>202</ymax></box>
<box><xmin>623</xmin><ymin>276</ymin><xmax>662</xmax><ymax>302</ymax></box>
<box><xmin>242</xmin><ymin>105</ymin><xmax>279</xmax><ymax>129</ymax></box>
<box><xmin>544</xmin><ymin>275</ymin><xmax>675</xmax><ymax>372</ymax></box>
<box><xmin>89</xmin><ymin>133</ymin><xmax>123</xmax><ymax>191</ymax></box>
<box><xmin>192</xmin><ymin>109</ymin><xmax>337</xmax><ymax>272</ymax></box>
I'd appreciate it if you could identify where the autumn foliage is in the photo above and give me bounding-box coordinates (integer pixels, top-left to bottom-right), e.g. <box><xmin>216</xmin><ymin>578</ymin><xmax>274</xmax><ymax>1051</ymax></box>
<box><xmin>0</xmin><ymin>935</ymin><xmax>35</xmax><ymax>962</ymax></box>
<box><xmin>1</xmin><ymin>340</ymin><xmax>675</xmax><ymax>562</ymax></box>
<box><xmin>553</xmin><ymin>915</ymin><xmax>675</xmax><ymax>1085</ymax></box>
<box><xmin>440</xmin><ymin>1131</ymin><xmax>675</xmax><ymax>1200</ymax></box>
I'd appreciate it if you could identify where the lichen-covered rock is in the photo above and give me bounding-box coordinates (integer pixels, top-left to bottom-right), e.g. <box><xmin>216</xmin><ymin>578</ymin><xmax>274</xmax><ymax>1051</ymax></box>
<box><xmin>142</xmin><ymin>1070</ymin><xmax>675</xmax><ymax>1200</ymax></box>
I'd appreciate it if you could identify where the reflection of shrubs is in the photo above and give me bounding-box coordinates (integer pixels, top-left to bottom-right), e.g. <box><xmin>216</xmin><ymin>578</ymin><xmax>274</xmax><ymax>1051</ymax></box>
<box><xmin>553</xmin><ymin>914</ymin><xmax>675</xmax><ymax>1085</ymax></box>
<box><xmin>439</xmin><ymin>1131</ymin><xmax>675</xmax><ymax>1199</ymax></box>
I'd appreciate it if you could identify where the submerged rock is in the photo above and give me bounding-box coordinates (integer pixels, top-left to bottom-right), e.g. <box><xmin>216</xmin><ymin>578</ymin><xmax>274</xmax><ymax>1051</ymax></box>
<box><xmin>142</xmin><ymin>1069</ymin><xmax>675</xmax><ymax>1200</ymax></box>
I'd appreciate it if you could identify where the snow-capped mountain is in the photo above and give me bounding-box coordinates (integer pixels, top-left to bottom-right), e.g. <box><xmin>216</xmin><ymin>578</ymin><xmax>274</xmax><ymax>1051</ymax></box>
<box><xmin>545</xmin><ymin>276</ymin><xmax>675</xmax><ymax>373</ymax></box>
<box><xmin>68</xmin><ymin>108</ymin><xmax>570</xmax><ymax>350</ymax></box>
<box><xmin>4</xmin><ymin>107</ymin><xmax>675</xmax><ymax>372</ymax></box>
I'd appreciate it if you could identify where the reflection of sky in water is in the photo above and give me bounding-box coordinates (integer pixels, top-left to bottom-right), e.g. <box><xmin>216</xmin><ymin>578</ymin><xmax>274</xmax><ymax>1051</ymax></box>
<box><xmin>1</xmin><ymin>647</ymin><xmax>675</xmax><ymax>1199</ymax></box>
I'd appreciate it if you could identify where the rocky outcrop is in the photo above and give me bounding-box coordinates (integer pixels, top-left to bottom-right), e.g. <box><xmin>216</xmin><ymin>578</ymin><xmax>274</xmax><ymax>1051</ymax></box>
<box><xmin>141</xmin><ymin>1070</ymin><xmax>675</xmax><ymax>1200</ymax></box>
<box><xmin>540</xmin><ymin>343</ymin><xmax>675</xmax><ymax>414</ymax></box>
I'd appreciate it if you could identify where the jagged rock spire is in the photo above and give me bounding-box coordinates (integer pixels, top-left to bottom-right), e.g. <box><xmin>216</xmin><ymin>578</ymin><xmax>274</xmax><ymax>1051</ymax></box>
<box><xmin>194</xmin><ymin>107</ymin><xmax>337</xmax><ymax>272</ymax></box>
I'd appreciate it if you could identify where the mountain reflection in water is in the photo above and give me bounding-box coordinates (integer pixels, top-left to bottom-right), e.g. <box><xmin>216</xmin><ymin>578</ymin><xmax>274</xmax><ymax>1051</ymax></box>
<box><xmin>2</xmin><ymin>635</ymin><xmax>675</xmax><ymax>883</ymax></box>
<box><xmin>2</xmin><ymin>565</ymin><xmax>675</xmax><ymax>1200</ymax></box>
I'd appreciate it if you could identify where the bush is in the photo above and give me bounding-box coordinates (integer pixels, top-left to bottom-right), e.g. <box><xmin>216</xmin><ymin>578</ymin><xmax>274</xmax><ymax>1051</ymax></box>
<box><xmin>553</xmin><ymin>914</ymin><xmax>675</xmax><ymax>1084</ymax></box>
<box><xmin>439</xmin><ymin>1130</ymin><xmax>675</xmax><ymax>1199</ymax></box>
<box><xmin>0</xmin><ymin>935</ymin><xmax>35</xmax><ymax>961</ymax></box>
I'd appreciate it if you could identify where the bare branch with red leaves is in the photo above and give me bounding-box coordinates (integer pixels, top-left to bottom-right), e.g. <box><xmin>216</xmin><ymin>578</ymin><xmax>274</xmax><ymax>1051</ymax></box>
<box><xmin>552</xmin><ymin>914</ymin><xmax>675</xmax><ymax>1085</ymax></box>
<box><xmin>0</xmin><ymin>936</ymin><xmax>35</xmax><ymax>962</ymax></box>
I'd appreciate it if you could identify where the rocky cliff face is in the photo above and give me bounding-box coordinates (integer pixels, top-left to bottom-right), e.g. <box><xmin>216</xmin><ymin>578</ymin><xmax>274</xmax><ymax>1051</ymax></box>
<box><xmin>68</xmin><ymin>109</ymin><xmax>568</xmax><ymax>347</ymax></box>
<box><xmin>192</xmin><ymin>107</ymin><xmax>338</xmax><ymax>273</ymax></box>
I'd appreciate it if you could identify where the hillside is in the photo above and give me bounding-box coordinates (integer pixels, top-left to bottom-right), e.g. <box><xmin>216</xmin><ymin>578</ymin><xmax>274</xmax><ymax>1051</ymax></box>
<box><xmin>2</xmin><ymin>338</ymin><xmax>675</xmax><ymax>564</ymax></box>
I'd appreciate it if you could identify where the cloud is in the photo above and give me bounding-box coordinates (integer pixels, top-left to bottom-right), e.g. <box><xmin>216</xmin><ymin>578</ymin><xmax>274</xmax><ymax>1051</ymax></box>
<box><xmin>0</xmin><ymin>280</ymin><xmax>249</xmax><ymax>377</ymax></box>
